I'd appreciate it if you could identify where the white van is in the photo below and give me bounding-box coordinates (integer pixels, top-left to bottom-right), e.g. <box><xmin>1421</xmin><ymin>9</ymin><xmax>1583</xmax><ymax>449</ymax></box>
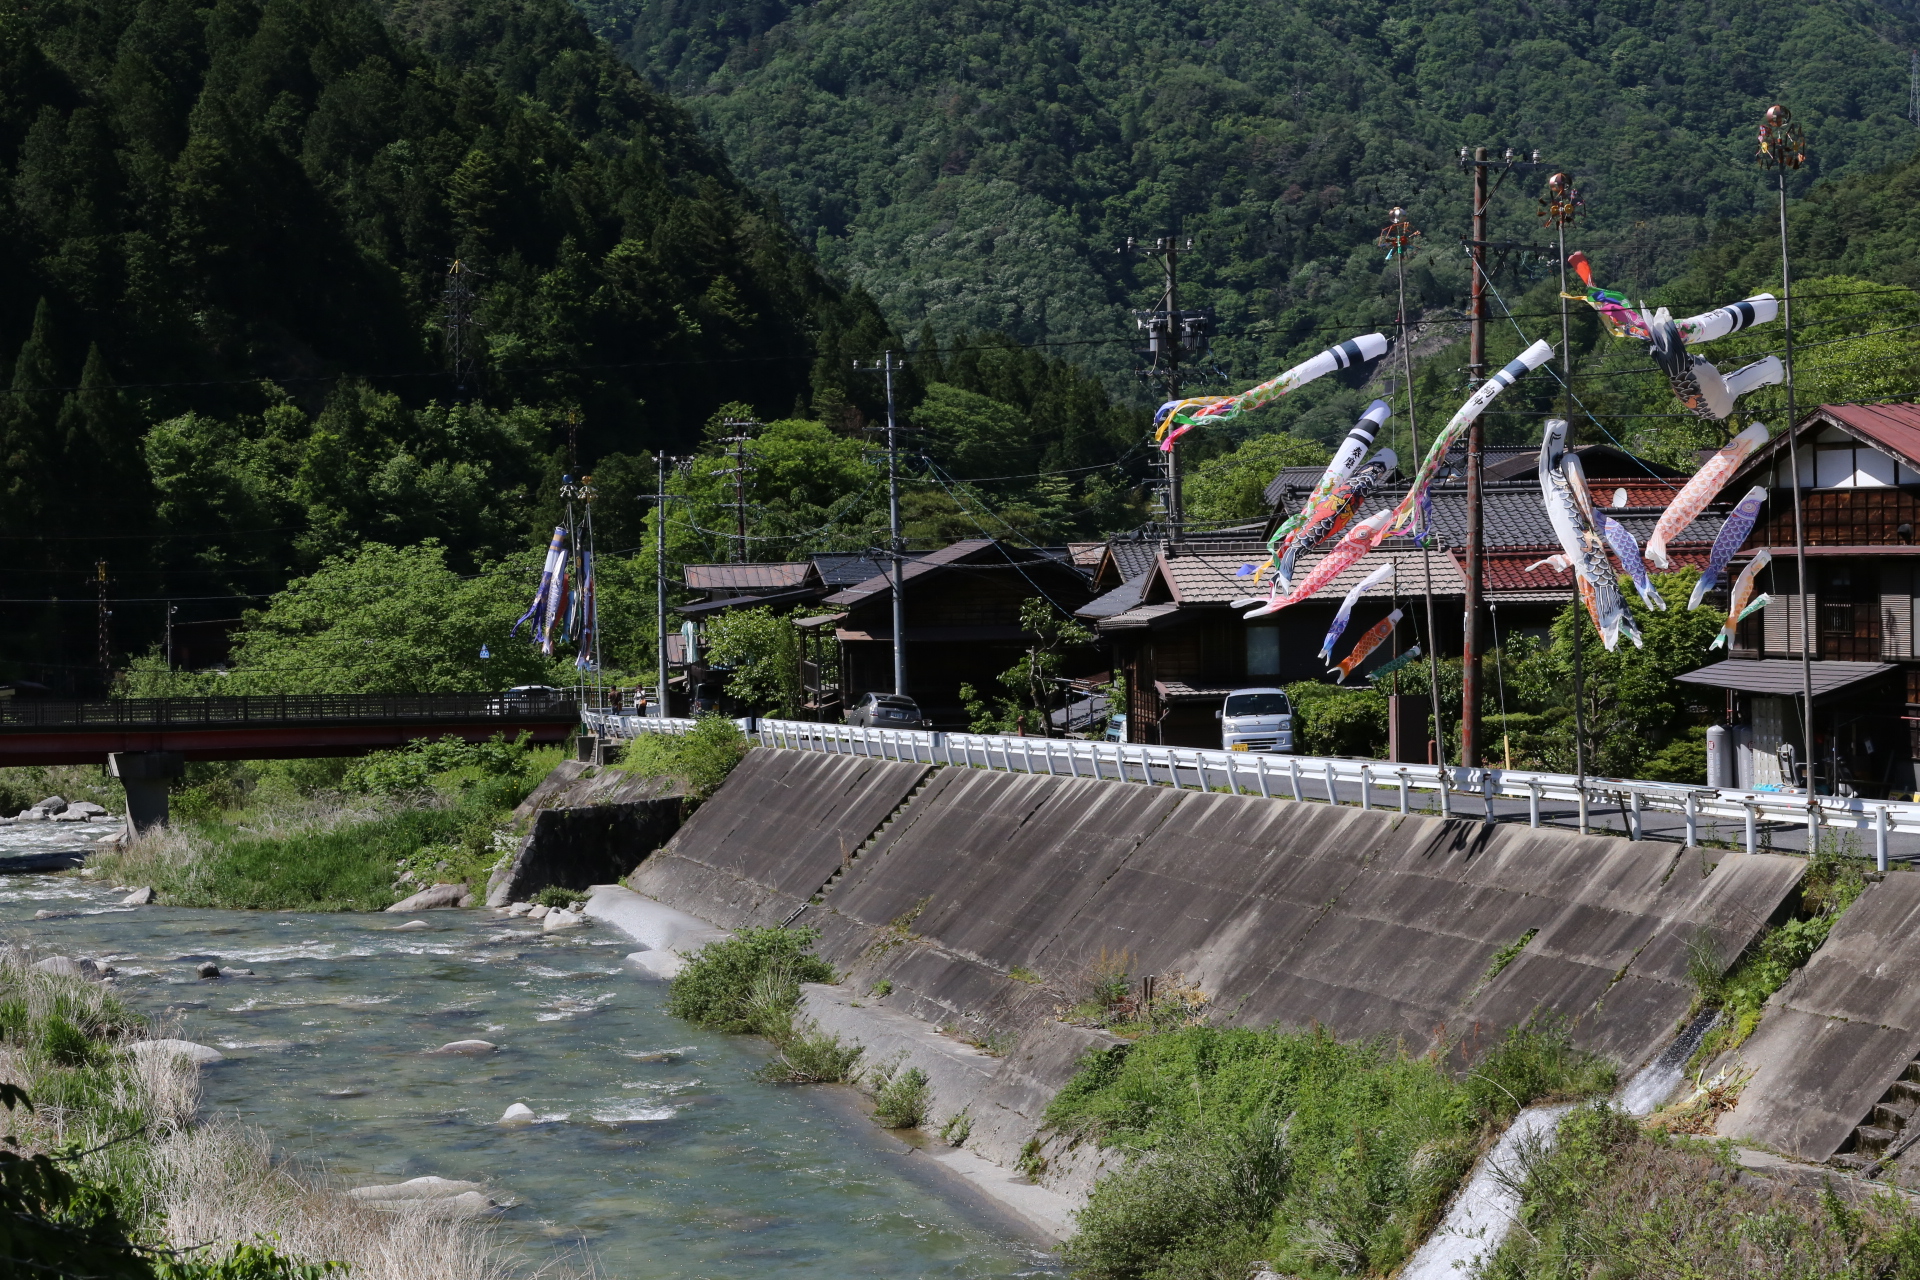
<box><xmin>1218</xmin><ymin>687</ymin><xmax>1295</xmax><ymax>753</ymax></box>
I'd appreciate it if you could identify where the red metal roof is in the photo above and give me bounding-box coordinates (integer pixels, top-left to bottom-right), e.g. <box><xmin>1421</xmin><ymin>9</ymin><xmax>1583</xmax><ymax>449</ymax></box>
<box><xmin>685</xmin><ymin>563</ymin><xmax>815</xmax><ymax>591</ymax></box>
<box><xmin>1820</xmin><ymin>404</ymin><xmax>1920</xmax><ymax>468</ymax></box>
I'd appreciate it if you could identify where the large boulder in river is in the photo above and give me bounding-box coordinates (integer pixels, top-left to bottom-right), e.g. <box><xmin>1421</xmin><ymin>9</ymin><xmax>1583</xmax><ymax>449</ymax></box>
<box><xmin>486</xmin><ymin>762</ymin><xmax>683</xmax><ymax>907</ymax></box>
<box><xmin>387</xmin><ymin>883</ymin><xmax>467</xmax><ymax>912</ymax></box>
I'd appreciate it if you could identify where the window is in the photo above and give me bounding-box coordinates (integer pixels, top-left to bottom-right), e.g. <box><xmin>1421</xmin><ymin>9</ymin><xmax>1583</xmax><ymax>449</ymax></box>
<box><xmin>1225</xmin><ymin>692</ymin><xmax>1291</xmax><ymax>717</ymax></box>
<box><xmin>1246</xmin><ymin>626</ymin><xmax>1279</xmax><ymax>676</ymax></box>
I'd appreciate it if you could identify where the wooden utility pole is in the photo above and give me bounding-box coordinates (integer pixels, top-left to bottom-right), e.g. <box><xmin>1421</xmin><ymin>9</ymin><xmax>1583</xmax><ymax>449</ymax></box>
<box><xmin>1461</xmin><ymin>146</ymin><xmax>1490</xmax><ymax>769</ymax></box>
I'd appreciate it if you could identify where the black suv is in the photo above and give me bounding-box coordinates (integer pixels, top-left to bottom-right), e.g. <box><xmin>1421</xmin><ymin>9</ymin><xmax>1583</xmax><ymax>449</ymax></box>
<box><xmin>845</xmin><ymin>692</ymin><xmax>930</xmax><ymax>728</ymax></box>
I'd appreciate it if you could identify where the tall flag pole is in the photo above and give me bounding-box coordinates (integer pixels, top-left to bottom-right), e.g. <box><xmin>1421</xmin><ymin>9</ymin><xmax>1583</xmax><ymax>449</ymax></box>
<box><xmin>1541</xmin><ymin>170</ymin><xmax>1589</xmax><ymax>832</ymax></box>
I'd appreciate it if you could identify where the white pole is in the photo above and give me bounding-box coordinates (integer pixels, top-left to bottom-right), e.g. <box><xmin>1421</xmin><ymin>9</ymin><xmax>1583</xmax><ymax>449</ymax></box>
<box><xmin>1878</xmin><ymin>804</ymin><xmax>1891</xmax><ymax>872</ymax></box>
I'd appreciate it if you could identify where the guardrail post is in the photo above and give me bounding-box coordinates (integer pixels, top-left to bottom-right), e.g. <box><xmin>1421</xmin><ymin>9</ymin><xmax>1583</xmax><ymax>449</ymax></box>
<box><xmin>1878</xmin><ymin>805</ymin><xmax>1891</xmax><ymax>872</ymax></box>
<box><xmin>1744</xmin><ymin>801</ymin><xmax>1758</xmax><ymax>855</ymax></box>
<box><xmin>1481</xmin><ymin>769</ymin><xmax>1494</xmax><ymax>825</ymax></box>
<box><xmin>1526</xmin><ymin>781</ymin><xmax>1540</xmax><ymax>829</ymax></box>
<box><xmin>1684</xmin><ymin>791</ymin><xmax>1698</xmax><ymax>847</ymax></box>
<box><xmin>1360</xmin><ymin>766</ymin><xmax>1372</xmax><ymax>812</ymax></box>
<box><xmin>1021</xmin><ymin>740</ymin><xmax>1035</xmax><ymax>774</ymax></box>
<box><xmin>1808</xmin><ymin>803</ymin><xmax>1820</xmax><ymax>857</ymax></box>
<box><xmin>1438</xmin><ymin>769</ymin><xmax>1451</xmax><ymax>819</ymax></box>
<box><xmin>1323</xmin><ymin>761</ymin><xmax>1338</xmax><ymax>806</ymax></box>
<box><xmin>1288</xmin><ymin>758</ymin><xmax>1303</xmax><ymax>802</ymax></box>
<box><xmin>1255</xmin><ymin>755</ymin><xmax>1271</xmax><ymax>799</ymax></box>
<box><xmin>1628</xmin><ymin>790</ymin><xmax>1642</xmax><ymax>841</ymax></box>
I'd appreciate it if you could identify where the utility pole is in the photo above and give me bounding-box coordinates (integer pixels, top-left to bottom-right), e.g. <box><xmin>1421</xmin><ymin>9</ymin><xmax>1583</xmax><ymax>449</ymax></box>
<box><xmin>1910</xmin><ymin>52</ymin><xmax>1919</xmax><ymax>128</ymax></box>
<box><xmin>1124</xmin><ymin>236</ymin><xmax>1213</xmax><ymax>534</ymax></box>
<box><xmin>1542</xmin><ymin>171</ymin><xmax>1590</xmax><ymax>835</ymax></box>
<box><xmin>165</xmin><ymin>604</ymin><xmax>177</xmax><ymax>670</ymax></box>
<box><xmin>94</xmin><ymin>560</ymin><xmax>110</xmax><ymax>693</ymax></box>
<box><xmin>855</xmin><ymin>355</ymin><xmax>909</xmax><ymax>697</ymax></box>
<box><xmin>648</xmin><ymin>451</ymin><xmax>681</xmax><ymax>719</ymax></box>
<box><xmin>443</xmin><ymin>259</ymin><xmax>481</xmax><ymax>398</ymax></box>
<box><xmin>711</xmin><ymin>418</ymin><xmax>761</xmax><ymax>563</ymax></box>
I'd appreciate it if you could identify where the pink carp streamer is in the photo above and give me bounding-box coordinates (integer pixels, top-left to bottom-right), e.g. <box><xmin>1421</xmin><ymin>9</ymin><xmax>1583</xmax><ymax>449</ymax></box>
<box><xmin>1688</xmin><ymin>485</ymin><xmax>1768</xmax><ymax>610</ymax></box>
<box><xmin>1334</xmin><ymin>608</ymin><xmax>1403</xmax><ymax>683</ymax></box>
<box><xmin>1235</xmin><ymin>509</ymin><xmax>1393</xmax><ymax>618</ymax></box>
<box><xmin>1154</xmin><ymin>334</ymin><xmax>1389</xmax><ymax>452</ymax></box>
<box><xmin>1318</xmin><ymin>562</ymin><xmax>1396</xmax><ymax>662</ymax></box>
<box><xmin>1713</xmin><ymin>549</ymin><xmax>1772</xmax><ymax>650</ymax></box>
<box><xmin>1646</xmin><ymin>423</ymin><xmax>1769</xmax><ymax>569</ymax></box>
<box><xmin>1541</xmin><ymin>418</ymin><xmax>1641</xmax><ymax>651</ymax></box>
<box><xmin>1384</xmin><ymin>340</ymin><xmax>1555</xmax><ymax>541</ymax></box>
<box><xmin>1597</xmin><ymin>514</ymin><xmax>1665</xmax><ymax>611</ymax></box>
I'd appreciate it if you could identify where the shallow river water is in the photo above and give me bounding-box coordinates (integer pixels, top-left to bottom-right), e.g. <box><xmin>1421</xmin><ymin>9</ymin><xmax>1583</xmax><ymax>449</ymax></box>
<box><xmin>3</xmin><ymin>828</ymin><xmax>1057</xmax><ymax>1278</ymax></box>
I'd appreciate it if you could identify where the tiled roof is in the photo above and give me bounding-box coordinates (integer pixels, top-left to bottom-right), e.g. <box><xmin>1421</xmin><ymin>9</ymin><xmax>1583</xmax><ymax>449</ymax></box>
<box><xmin>1098</xmin><ymin>602</ymin><xmax>1182</xmax><ymax>630</ymax></box>
<box><xmin>811</xmin><ymin>552</ymin><xmax>926</xmax><ymax>587</ymax></box>
<box><xmin>1108</xmin><ymin>536</ymin><xmax>1161</xmax><ymax>583</ymax></box>
<box><xmin>1160</xmin><ymin>546</ymin><xmax>1469</xmax><ymax>607</ymax></box>
<box><xmin>1068</xmin><ymin>542</ymin><xmax>1107</xmax><ymax>569</ymax></box>
<box><xmin>685</xmin><ymin>562</ymin><xmax>815</xmax><ymax>591</ymax></box>
<box><xmin>1251</xmin><ymin>485</ymin><xmax>1727</xmax><ymax>553</ymax></box>
<box><xmin>1077</xmin><ymin>575</ymin><xmax>1147</xmax><ymax>620</ymax></box>
<box><xmin>820</xmin><ymin>539</ymin><xmax>1089</xmax><ymax>608</ymax></box>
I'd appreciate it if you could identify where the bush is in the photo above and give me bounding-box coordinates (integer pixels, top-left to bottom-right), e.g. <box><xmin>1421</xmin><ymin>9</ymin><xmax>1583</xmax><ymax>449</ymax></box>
<box><xmin>1052</xmin><ymin>1024</ymin><xmax>1615</xmax><ymax>1280</ymax></box>
<box><xmin>869</xmin><ymin>1060</ymin><xmax>932</xmax><ymax>1128</ymax></box>
<box><xmin>345</xmin><ymin>733</ymin><xmax>552</xmax><ymax>809</ymax></box>
<box><xmin>617</xmin><ymin>715</ymin><xmax>749</xmax><ymax>801</ymax></box>
<box><xmin>533</xmin><ymin>885</ymin><xmax>588</xmax><ymax>909</ymax></box>
<box><xmin>1283</xmin><ymin>681</ymin><xmax>1388</xmax><ymax>758</ymax></box>
<box><xmin>754</xmin><ymin>1025</ymin><xmax>865</xmax><ymax>1084</ymax></box>
<box><xmin>666</xmin><ymin>927</ymin><xmax>835</xmax><ymax>1032</ymax></box>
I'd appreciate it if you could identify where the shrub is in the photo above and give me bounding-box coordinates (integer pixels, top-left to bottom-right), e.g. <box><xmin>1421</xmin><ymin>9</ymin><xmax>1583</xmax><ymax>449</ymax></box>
<box><xmin>532</xmin><ymin>885</ymin><xmax>588</xmax><ymax>909</ymax></box>
<box><xmin>754</xmin><ymin>1025</ymin><xmax>864</xmax><ymax>1084</ymax></box>
<box><xmin>939</xmin><ymin>1110</ymin><xmax>973</xmax><ymax>1146</ymax></box>
<box><xmin>617</xmin><ymin>715</ymin><xmax>749</xmax><ymax>801</ymax></box>
<box><xmin>667</xmin><ymin>927</ymin><xmax>834</xmax><ymax>1032</ymax></box>
<box><xmin>869</xmin><ymin>1060</ymin><xmax>932</xmax><ymax>1128</ymax></box>
<box><xmin>1283</xmin><ymin>681</ymin><xmax>1388</xmax><ymax>758</ymax></box>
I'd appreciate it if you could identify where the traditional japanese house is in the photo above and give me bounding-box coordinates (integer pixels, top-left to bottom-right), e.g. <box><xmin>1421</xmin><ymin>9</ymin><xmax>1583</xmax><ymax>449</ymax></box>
<box><xmin>1677</xmin><ymin>404</ymin><xmax>1920</xmax><ymax>797</ymax></box>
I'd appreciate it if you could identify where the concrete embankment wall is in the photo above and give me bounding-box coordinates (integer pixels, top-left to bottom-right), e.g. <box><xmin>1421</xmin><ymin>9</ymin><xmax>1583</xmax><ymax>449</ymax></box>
<box><xmin>623</xmin><ymin>749</ymin><xmax>1809</xmax><ymax>1189</ymax></box>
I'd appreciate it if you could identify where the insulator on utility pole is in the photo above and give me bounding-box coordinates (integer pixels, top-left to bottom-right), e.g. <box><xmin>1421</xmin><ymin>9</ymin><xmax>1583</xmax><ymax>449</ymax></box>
<box><xmin>1121</xmin><ymin>235</ymin><xmax>1214</xmax><ymax>534</ymax></box>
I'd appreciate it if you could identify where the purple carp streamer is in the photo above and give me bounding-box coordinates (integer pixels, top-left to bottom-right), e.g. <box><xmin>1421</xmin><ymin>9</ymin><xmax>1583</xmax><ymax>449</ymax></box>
<box><xmin>1688</xmin><ymin>486</ymin><xmax>1768</xmax><ymax>610</ymax></box>
<box><xmin>1385</xmin><ymin>340</ymin><xmax>1555</xmax><ymax>541</ymax></box>
<box><xmin>1334</xmin><ymin>609</ymin><xmax>1403</xmax><ymax>683</ymax></box>
<box><xmin>514</xmin><ymin>526</ymin><xmax>568</xmax><ymax>650</ymax></box>
<box><xmin>1155</xmin><ymin>334</ymin><xmax>1389</xmax><ymax>452</ymax></box>
<box><xmin>1713</xmin><ymin>549</ymin><xmax>1772</xmax><ymax>650</ymax></box>
<box><xmin>1646</xmin><ymin>423</ymin><xmax>1770</xmax><ymax>569</ymax></box>
<box><xmin>1235</xmin><ymin>509</ymin><xmax>1393</xmax><ymax>618</ymax></box>
<box><xmin>1541</xmin><ymin>418</ymin><xmax>1641</xmax><ymax>651</ymax></box>
<box><xmin>1318</xmin><ymin>562</ymin><xmax>1396</xmax><ymax>663</ymax></box>
<box><xmin>1597</xmin><ymin>514</ymin><xmax>1665</xmax><ymax>611</ymax></box>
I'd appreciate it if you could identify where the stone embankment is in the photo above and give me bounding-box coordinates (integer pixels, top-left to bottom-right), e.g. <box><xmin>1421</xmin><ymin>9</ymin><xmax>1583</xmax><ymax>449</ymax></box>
<box><xmin>485</xmin><ymin>760</ymin><xmax>681</xmax><ymax>906</ymax></box>
<box><xmin>570</xmin><ymin>747</ymin><xmax>1837</xmax><ymax>1237</ymax></box>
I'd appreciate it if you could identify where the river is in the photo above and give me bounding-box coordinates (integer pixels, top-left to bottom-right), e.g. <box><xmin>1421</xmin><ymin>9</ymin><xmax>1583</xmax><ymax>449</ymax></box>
<box><xmin>4</xmin><ymin>825</ymin><xmax>1058</xmax><ymax>1278</ymax></box>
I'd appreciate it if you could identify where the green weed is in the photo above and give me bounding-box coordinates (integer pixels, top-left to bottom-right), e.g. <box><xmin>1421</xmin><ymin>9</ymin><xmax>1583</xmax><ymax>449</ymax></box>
<box><xmin>667</xmin><ymin>927</ymin><xmax>834</xmax><ymax>1032</ymax></box>
<box><xmin>754</xmin><ymin>1025</ymin><xmax>865</xmax><ymax>1084</ymax></box>
<box><xmin>870</xmin><ymin>979</ymin><xmax>894</xmax><ymax>997</ymax></box>
<box><xmin>939</xmin><ymin>1110</ymin><xmax>973</xmax><ymax>1147</ymax></box>
<box><xmin>869</xmin><ymin>1059</ymin><xmax>932</xmax><ymax>1128</ymax></box>
<box><xmin>614</xmin><ymin>715</ymin><xmax>749</xmax><ymax>801</ymax></box>
<box><xmin>533</xmin><ymin>885</ymin><xmax>588</xmax><ymax>909</ymax></box>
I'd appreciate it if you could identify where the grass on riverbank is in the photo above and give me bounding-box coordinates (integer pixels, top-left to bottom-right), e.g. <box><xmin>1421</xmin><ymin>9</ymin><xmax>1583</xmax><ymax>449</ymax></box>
<box><xmin>1483</xmin><ymin>1102</ymin><xmax>1920</xmax><ymax>1278</ymax></box>
<box><xmin>86</xmin><ymin>738</ymin><xmax>561</xmax><ymax>912</ymax></box>
<box><xmin>611</xmin><ymin>715</ymin><xmax>749</xmax><ymax>803</ymax></box>
<box><xmin>1050</xmin><ymin>1021</ymin><xmax>1616</xmax><ymax>1280</ymax></box>
<box><xmin>0</xmin><ymin>946</ymin><xmax>518</xmax><ymax>1279</ymax></box>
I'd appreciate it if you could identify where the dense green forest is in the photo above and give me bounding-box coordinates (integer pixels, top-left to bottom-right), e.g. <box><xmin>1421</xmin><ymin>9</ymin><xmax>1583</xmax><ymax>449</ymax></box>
<box><xmin>0</xmin><ymin>0</ymin><xmax>1145</xmax><ymax>687</ymax></box>
<box><xmin>581</xmin><ymin>0</ymin><xmax>1920</xmax><ymax>427</ymax></box>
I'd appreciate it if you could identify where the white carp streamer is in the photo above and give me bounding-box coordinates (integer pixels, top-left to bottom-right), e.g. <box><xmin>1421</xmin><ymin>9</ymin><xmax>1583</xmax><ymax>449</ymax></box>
<box><xmin>1541</xmin><ymin>418</ymin><xmax>1641</xmax><ymax>652</ymax></box>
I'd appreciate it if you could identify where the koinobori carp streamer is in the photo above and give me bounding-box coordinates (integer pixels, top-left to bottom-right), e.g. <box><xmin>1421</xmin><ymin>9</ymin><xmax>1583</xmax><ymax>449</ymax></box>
<box><xmin>1277</xmin><ymin>448</ymin><xmax>1396</xmax><ymax>586</ymax></box>
<box><xmin>1597</xmin><ymin>514</ymin><xmax>1665</xmax><ymax>611</ymax></box>
<box><xmin>1688</xmin><ymin>485</ymin><xmax>1769</xmax><ymax>610</ymax></box>
<box><xmin>514</xmin><ymin>526</ymin><xmax>569</xmax><ymax>652</ymax></box>
<box><xmin>1646</xmin><ymin>422</ymin><xmax>1770</xmax><ymax>570</ymax></box>
<box><xmin>1155</xmin><ymin>334</ymin><xmax>1389</xmax><ymax>452</ymax></box>
<box><xmin>1235</xmin><ymin>509</ymin><xmax>1394</xmax><ymax>618</ymax></box>
<box><xmin>1261</xmin><ymin>400</ymin><xmax>1392</xmax><ymax>580</ymax></box>
<box><xmin>1334</xmin><ymin>608</ymin><xmax>1403</xmax><ymax>683</ymax></box>
<box><xmin>1318</xmin><ymin>562</ymin><xmax>1395</xmax><ymax>663</ymax></box>
<box><xmin>1541</xmin><ymin>418</ymin><xmax>1641</xmax><ymax>651</ymax></box>
<box><xmin>1713</xmin><ymin>548</ymin><xmax>1772</xmax><ymax>650</ymax></box>
<box><xmin>1385</xmin><ymin>339</ymin><xmax>1555</xmax><ymax>540</ymax></box>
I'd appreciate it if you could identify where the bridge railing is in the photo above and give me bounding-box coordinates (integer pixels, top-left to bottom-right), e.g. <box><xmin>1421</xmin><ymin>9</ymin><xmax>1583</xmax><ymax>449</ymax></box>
<box><xmin>583</xmin><ymin>710</ymin><xmax>1920</xmax><ymax>869</ymax></box>
<box><xmin>0</xmin><ymin>692</ymin><xmax>579</xmax><ymax>728</ymax></box>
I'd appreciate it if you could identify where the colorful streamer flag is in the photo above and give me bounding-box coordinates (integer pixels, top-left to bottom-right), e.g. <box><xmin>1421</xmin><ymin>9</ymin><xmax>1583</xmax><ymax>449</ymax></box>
<box><xmin>513</xmin><ymin>526</ymin><xmax>569</xmax><ymax>646</ymax></box>
<box><xmin>1277</xmin><ymin>448</ymin><xmax>1397</xmax><ymax>586</ymax></box>
<box><xmin>1334</xmin><ymin>608</ymin><xmax>1403</xmax><ymax>683</ymax></box>
<box><xmin>1385</xmin><ymin>340</ymin><xmax>1555</xmax><ymax>541</ymax></box>
<box><xmin>1154</xmin><ymin>335</ymin><xmax>1389</xmax><ymax>452</ymax></box>
<box><xmin>1541</xmin><ymin>418</ymin><xmax>1642</xmax><ymax>651</ymax></box>
<box><xmin>1688</xmin><ymin>486</ymin><xmax>1769</xmax><ymax>610</ymax></box>
<box><xmin>571</xmin><ymin>545</ymin><xmax>599</xmax><ymax>670</ymax></box>
<box><xmin>1365</xmin><ymin>645</ymin><xmax>1423</xmax><ymax>685</ymax></box>
<box><xmin>1318</xmin><ymin>563</ymin><xmax>1396</xmax><ymax>663</ymax></box>
<box><xmin>1266</xmin><ymin>400</ymin><xmax>1392</xmax><ymax>558</ymax></box>
<box><xmin>1563</xmin><ymin>252</ymin><xmax>1652</xmax><ymax>340</ymax></box>
<box><xmin>1712</xmin><ymin>549</ymin><xmax>1772</xmax><ymax>650</ymax></box>
<box><xmin>1646</xmin><ymin>423</ymin><xmax>1769</xmax><ymax>569</ymax></box>
<box><xmin>1235</xmin><ymin>509</ymin><xmax>1394</xmax><ymax>618</ymax></box>
<box><xmin>1597</xmin><ymin>514</ymin><xmax>1665</xmax><ymax>611</ymax></box>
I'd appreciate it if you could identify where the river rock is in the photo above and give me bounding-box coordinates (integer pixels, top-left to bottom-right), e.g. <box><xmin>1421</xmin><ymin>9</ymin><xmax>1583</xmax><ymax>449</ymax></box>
<box><xmin>392</xmin><ymin>920</ymin><xmax>430</xmax><ymax>931</ymax></box>
<box><xmin>527</xmin><ymin>904</ymin><xmax>549</xmax><ymax>920</ymax></box>
<box><xmin>121</xmin><ymin>887</ymin><xmax>155</xmax><ymax>905</ymax></box>
<box><xmin>386</xmin><ymin>883</ymin><xmax>467</xmax><ymax>913</ymax></box>
<box><xmin>29</xmin><ymin>796</ymin><xmax>67</xmax><ymax>815</ymax></box>
<box><xmin>359</xmin><ymin>1190</ymin><xmax>500</xmax><ymax>1219</ymax></box>
<box><xmin>53</xmin><ymin>809</ymin><xmax>91</xmax><ymax>822</ymax></box>
<box><xmin>196</xmin><ymin>961</ymin><xmax>221</xmax><ymax>979</ymax></box>
<box><xmin>347</xmin><ymin>1175</ymin><xmax>488</xmax><ymax>1202</ymax></box>
<box><xmin>506</xmin><ymin>901</ymin><xmax>533</xmax><ymax>917</ymax></box>
<box><xmin>426</xmin><ymin>1039</ymin><xmax>496</xmax><ymax>1056</ymax></box>
<box><xmin>499</xmin><ymin>1102</ymin><xmax>536</xmax><ymax>1123</ymax></box>
<box><xmin>14</xmin><ymin>810</ymin><xmax>46</xmax><ymax>822</ymax></box>
<box><xmin>127</xmin><ymin>1038</ymin><xmax>224</xmax><ymax>1065</ymax></box>
<box><xmin>33</xmin><ymin>956</ymin><xmax>106</xmax><ymax>979</ymax></box>
<box><xmin>66</xmin><ymin>801</ymin><xmax>107</xmax><ymax>818</ymax></box>
<box><xmin>543</xmin><ymin>909</ymin><xmax>586</xmax><ymax>932</ymax></box>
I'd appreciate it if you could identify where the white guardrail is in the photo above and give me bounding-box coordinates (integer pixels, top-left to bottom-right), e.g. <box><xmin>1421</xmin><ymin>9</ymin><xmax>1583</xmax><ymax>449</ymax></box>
<box><xmin>581</xmin><ymin>710</ymin><xmax>1920</xmax><ymax>869</ymax></box>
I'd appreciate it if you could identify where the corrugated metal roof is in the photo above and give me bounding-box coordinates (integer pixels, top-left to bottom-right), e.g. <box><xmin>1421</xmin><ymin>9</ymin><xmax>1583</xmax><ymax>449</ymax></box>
<box><xmin>1675</xmin><ymin>659</ymin><xmax>1895</xmax><ymax>698</ymax></box>
<box><xmin>1077</xmin><ymin>575</ymin><xmax>1147</xmax><ymax>620</ymax></box>
<box><xmin>1821</xmin><ymin>404</ymin><xmax>1920</xmax><ymax>468</ymax></box>
<box><xmin>685</xmin><ymin>562</ymin><xmax>814</xmax><ymax>591</ymax></box>
<box><xmin>811</xmin><ymin>552</ymin><xmax>926</xmax><ymax>587</ymax></box>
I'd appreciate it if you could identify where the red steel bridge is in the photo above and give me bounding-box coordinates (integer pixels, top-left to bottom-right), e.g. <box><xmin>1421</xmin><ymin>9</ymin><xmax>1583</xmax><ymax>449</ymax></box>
<box><xmin>0</xmin><ymin>693</ymin><xmax>581</xmax><ymax>767</ymax></box>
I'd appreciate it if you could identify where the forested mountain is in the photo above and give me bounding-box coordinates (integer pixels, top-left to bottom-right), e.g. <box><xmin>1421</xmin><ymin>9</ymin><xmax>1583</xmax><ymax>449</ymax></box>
<box><xmin>582</xmin><ymin>0</ymin><xmax>1920</xmax><ymax>438</ymax></box>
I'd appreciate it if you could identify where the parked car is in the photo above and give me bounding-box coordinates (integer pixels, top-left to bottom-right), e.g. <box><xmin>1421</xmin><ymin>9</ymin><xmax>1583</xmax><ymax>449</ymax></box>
<box><xmin>846</xmin><ymin>692</ymin><xmax>930</xmax><ymax>728</ymax></box>
<box><xmin>1218</xmin><ymin>687</ymin><xmax>1294</xmax><ymax>753</ymax></box>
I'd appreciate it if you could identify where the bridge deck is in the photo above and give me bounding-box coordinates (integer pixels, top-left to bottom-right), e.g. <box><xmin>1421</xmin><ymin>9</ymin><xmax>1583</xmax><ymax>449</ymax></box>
<box><xmin>0</xmin><ymin>694</ymin><xmax>581</xmax><ymax>765</ymax></box>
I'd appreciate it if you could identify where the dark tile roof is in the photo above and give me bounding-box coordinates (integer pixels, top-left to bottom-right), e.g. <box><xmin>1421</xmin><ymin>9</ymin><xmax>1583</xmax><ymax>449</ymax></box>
<box><xmin>810</xmin><ymin>552</ymin><xmax>926</xmax><ymax>587</ymax></box>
